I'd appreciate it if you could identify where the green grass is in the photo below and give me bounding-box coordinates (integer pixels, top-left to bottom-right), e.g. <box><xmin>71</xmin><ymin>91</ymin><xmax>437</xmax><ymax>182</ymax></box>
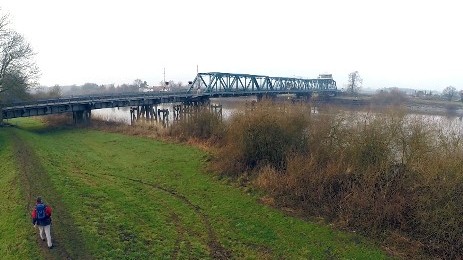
<box><xmin>0</xmin><ymin>128</ymin><xmax>38</xmax><ymax>259</ymax></box>
<box><xmin>2</xmin><ymin>118</ymin><xmax>388</xmax><ymax>259</ymax></box>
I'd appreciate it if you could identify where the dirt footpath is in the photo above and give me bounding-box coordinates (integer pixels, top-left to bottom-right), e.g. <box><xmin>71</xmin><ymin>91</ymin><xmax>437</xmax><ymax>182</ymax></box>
<box><xmin>12</xmin><ymin>132</ymin><xmax>92</xmax><ymax>260</ymax></box>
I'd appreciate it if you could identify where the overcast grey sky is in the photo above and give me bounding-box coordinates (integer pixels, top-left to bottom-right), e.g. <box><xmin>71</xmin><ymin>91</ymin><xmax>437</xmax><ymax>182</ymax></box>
<box><xmin>2</xmin><ymin>0</ymin><xmax>462</xmax><ymax>91</ymax></box>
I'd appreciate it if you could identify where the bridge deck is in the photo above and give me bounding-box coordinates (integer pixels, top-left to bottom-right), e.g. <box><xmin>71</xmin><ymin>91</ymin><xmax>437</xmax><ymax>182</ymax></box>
<box><xmin>2</xmin><ymin>72</ymin><xmax>338</xmax><ymax>120</ymax></box>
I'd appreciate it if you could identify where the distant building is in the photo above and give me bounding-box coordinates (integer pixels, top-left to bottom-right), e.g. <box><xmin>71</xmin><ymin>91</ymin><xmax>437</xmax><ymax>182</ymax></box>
<box><xmin>318</xmin><ymin>74</ymin><xmax>333</xmax><ymax>79</ymax></box>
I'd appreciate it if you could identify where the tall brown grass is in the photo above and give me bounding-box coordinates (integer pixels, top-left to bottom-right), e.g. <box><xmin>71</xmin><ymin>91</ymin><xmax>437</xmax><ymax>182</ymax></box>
<box><xmin>166</xmin><ymin>106</ymin><xmax>226</xmax><ymax>143</ymax></box>
<box><xmin>43</xmin><ymin>102</ymin><xmax>463</xmax><ymax>258</ymax></box>
<box><xmin>213</xmin><ymin>102</ymin><xmax>463</xmax><ymax>259</ymax></box>
<box><xmin>214</xmin><ymin>100</ymin><xmax>311</xmax><ymax>177</ymax></box>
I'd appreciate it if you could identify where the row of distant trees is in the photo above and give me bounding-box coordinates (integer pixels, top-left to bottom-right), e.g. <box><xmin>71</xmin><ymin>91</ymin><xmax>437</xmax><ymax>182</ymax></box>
<box><xmin>345</xmin><ymin>71</ymin><xmax>462</xmax><ymax>102</ymax></box>
<box><xmin>23</xmin><ymin>72</ymin><xmax>463</xmax><ymax>103</ymax></box>
<box><xmin>40</xmin><ymin>80</ymin><xmax>188</xmax><ymax>98</ymax></box>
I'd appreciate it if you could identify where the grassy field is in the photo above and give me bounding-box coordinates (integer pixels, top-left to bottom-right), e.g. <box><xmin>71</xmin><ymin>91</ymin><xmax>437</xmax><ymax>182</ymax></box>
<box><xmin>0</xmin><ymin>128</ymin><xmax>37</xmax><ymax>259</ymax></box>
<box><xmin>0</xmin><ymin>118</ymin><xmax>388</xmax><ymax>259</ymax></box>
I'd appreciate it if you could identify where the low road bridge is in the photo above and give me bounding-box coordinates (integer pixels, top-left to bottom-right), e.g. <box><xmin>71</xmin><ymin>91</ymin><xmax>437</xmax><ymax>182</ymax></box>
<box><xmin>1</xmin><ymin>72</ymin><xmax>337</xmax><ymax>122</ymax></box>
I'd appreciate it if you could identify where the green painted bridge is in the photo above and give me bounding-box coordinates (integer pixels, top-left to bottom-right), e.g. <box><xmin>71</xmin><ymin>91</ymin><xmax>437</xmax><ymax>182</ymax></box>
<box><xmin>1</xmin><ymin>72</ymin><xmax>337</xmax><ymax>121</ymax></box>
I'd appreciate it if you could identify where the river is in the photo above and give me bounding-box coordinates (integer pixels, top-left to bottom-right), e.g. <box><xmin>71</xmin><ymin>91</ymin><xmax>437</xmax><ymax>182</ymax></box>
<box><xmin>92</xmin><ymin>96</ymin><xmax>258</xmax><ymax>125</ymax></box>
<box><xmin>91</xmin><ymin>96</ymin><xmax>463</xmax><ymax>135</ymax></box>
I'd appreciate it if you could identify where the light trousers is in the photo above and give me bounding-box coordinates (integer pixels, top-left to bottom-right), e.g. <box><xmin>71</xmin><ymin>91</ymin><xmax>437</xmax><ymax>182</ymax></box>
<box><xmin>38</xmin><ymin>225</ymin><xmax>52</xmax><ymax>247</ymax></box>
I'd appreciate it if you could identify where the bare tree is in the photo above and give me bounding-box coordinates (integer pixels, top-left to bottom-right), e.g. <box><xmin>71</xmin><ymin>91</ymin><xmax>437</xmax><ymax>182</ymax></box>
<box><xmin>133</xmin><ymin>79</ymin><xmax>148</xmax><ymax>91</ymax></box>
<box><xmin>0</xmin><ymin>11</ymin><xmax>39</xmax><ymax>104</ymax></box>
<box><xmin>0</xmin><ymin>12</ymin><xmax>9</xmax><ymax>124</ymax></box>
<box><xmin>0</xmin><ymin>12</ymin><xmax>8</xmax><ymax>33</ymax></box>
<box><xmin>443</xmin><ymin>86</ymin><xmax>457</xmax><ymax>101</ymax></box>
<box><xmin>347</xmin><ymin>71</ymin><xmax>362</xmax><ymax>94</ymax></box>
<box><xmin>48</xmin><ymin>85</ymin><xmax>62</xmax><ymax>98</ymax></box>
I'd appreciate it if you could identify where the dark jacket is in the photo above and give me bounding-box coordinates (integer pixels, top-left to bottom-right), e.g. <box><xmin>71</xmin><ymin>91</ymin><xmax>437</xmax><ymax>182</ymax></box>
<box><xmin>31</xmin><ymin>203</ymin><xmax>52</xmax><ymax>226</ymax></box>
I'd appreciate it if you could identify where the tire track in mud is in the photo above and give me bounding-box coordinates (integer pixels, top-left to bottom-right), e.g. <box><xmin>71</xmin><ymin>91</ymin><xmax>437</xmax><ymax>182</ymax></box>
<box><xmin>11</xmin><ymin>132</ymin><xmax>93</xmax><ymax>260</ymax></box>
<box><xmin>127</xmin><ymin>176</ymin><xmax>232</xmax><ymax>259</ymax></box>
<box><xmin>170</xmin><ymin>212</ymin><xmax>193</xmax><ymax>259</ymax></box>
<box><xmin>85</xmin><ymin>171</ymin><xmax>232</xmax><ymax>259</ymax></box>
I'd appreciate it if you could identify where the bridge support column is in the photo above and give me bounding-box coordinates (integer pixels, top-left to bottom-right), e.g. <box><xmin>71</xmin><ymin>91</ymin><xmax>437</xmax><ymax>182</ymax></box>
<box><xmin>210</xmin><ymin>104</ymin><xmax>223</xmax><ymax>119</ymax></box>
<box><xmin>130</xmin><ymin>107</ymin><xmax>138</xmax><ymax>122</ymax></box>
<box><xmin>157</xmin><ymin>108</ymin><xmax>169</xmax><ymax>121</ymax></box>
<box><xmin>139</xmin><ymin>105</ymin><xmax>156</xmax><ymax>119</ymax></box>
<box><xmin>73</xmin><ymin>109</ymin><xmax>91</xmax><ymax>124</ymax></box>
<box><xmin>140</xmin><ymin>106</ymin><xmax>145</xmax><ymax>117</ymax></box>
<box><xmin>146</xmin><ymin>105</ymin><xmax>155</xmax><ymax>119</ymax></box>
<box><xmin>131</xmin><ymin>105</ymin><xmax>158</xmax><ymax>125</ymax></box>
<box><xmin>173</xmin><ymin>105</ymin><xmax>182</xmax><ymax>120</ymax></box>
<box><xmin>156</xmin><ymin>108</ymin><xmax>169</xmax><ymax>126</ymax></box>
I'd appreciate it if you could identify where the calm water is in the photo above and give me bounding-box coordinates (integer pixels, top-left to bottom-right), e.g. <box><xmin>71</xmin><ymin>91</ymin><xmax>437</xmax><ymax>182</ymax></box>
<box><xmin>92</xmin><ymin>96</ymin><xmax>258</xmax><ymax>125</ymax></box>
<box><xmin>92</xmin><ymin>96</ymin><xmax>463</xmax><ymax>135</ymax></box>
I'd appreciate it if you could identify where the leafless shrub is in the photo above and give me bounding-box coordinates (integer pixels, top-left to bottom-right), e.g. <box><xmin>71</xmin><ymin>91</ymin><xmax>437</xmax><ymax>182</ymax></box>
<box><xmin>167</xmin><ymin>106</ymin><xmax>226</xmax><ymax>143</ymax></box>
<box><xmin>215</xmin><ymin>103</ymin><xmax>463</xmax><ymax>258</ymax></box>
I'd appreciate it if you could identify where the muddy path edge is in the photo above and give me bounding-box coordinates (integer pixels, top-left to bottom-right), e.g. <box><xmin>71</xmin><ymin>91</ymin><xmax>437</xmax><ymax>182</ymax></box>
<box><xmin>11</xmin><ymin>130</ymin><xmax>93</xmax><ymax>260</ymax></box>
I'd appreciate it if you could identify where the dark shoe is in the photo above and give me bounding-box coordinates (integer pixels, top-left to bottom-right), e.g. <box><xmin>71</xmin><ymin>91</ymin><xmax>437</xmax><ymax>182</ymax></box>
<box><xmin>48</xmin><ymin>245</ymin><xmax>53</xmax><ymax>249</ymax></box>
<box><xmin>41</xmin><ymin>238</ymin><xmax>45</xmax><ymax>241</ymax></box>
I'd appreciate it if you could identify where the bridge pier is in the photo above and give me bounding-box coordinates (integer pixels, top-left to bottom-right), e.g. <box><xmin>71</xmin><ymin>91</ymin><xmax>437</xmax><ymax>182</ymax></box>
<box><xmin>173</xmin><ymin>105</ymin><xmax>182</xmax><ymax>120</ymax></box>
<box><xmin>130</xmin><ymin>107</ymin><xmax>138</xmax><ymax>121</ymax></box>
<box><xmin>73</xmin><ymin>109</ymin><xmax>91</xmax><ymax>124</ymax></box>
<box><xmin>171</xmin><ymin>100</ymin><xmax>222</xmax><ymax>122</ymax></box>
<box><xmin>210</xmin><ymin>104</ymin><xmax>223</xmax><ymax>119</ymax></box>
<box><xmin>131</xmin><ymin>105</ymin><xmax>157</xmax><ymax>122</ymax></box>
<box><xmin>140</xmin><ymin>105</ymin><xmax>156</xmax><ymax>119</ymax></box>
<box><xmin>173</xmin><ymin>104</ymin><xmax>192</xmax><ymax>121</ymax></box>
<box><xmin>157</xmin><ymin>108</ymin><xmax>169</xmax><ymax>121</ymax></box>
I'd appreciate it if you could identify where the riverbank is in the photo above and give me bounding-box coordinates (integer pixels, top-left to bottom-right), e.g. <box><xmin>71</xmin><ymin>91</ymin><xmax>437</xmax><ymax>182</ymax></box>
<box><xmin>206</xmin><ymin>101</ymin><xmax>463</xmax><ymax>259</ymax></box>
<box><xmin>5</xmin><ymin>97</ymin><xmax>462</xmax><ymax>258</ymax></box>
<box><xmin>0</xmin><ymin>117</ymin><xmax>387</xmax><ymax>259</ymax></box>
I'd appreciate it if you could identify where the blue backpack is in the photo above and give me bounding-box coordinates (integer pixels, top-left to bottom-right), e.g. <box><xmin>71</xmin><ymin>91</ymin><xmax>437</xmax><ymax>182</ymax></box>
<box><xmin>36</xmin><ymin>204</ymin><xmax>46</xmax><ymax>220</ymax></box>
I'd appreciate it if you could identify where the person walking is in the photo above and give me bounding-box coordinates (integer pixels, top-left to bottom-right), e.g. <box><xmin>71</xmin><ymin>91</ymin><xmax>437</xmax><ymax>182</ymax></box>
<box><xmin>31</xmin><ymin>196</ymin><xmax>53</xmax><ymax>249</ymax></box>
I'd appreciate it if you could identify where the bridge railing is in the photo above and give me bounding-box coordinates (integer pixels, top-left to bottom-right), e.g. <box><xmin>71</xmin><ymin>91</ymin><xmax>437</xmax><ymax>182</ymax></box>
<box><xmin>3</xmin><ymin>72</ymin><xmax>339</xmax><ymax>119</ymax></box>
<box><xmin>4</xmin><ymin>90</ymin><xmax>192</xmax><ymax>109</ymax></box>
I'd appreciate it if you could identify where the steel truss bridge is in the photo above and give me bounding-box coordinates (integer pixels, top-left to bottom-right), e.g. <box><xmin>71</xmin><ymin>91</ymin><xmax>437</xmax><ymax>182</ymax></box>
<box><xmin>189</xmin><ymin>72</ymin><xmax>336</xmax><ymax>94</ymax></box>
<box><xmin>2</xmin><ymin>72</ymin><xmax>337</xmax><ymax>121</ymax></box>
